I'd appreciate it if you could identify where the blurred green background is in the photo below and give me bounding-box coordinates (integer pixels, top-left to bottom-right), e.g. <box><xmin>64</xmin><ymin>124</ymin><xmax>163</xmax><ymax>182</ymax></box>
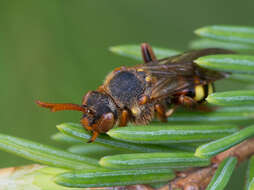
<box><xmin>0</xmin><ymin>0</ymin><xmax>253</xmax><ymax>189</ymax></box>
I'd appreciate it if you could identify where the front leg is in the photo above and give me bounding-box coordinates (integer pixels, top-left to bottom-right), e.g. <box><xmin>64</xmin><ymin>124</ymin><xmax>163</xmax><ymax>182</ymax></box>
<box><xmin>155</xmin><ymin>103</ymin><xmax>167</xmax><ymax>122</ymax></box>
<box><xmin>118</xmin><ymin>109</ymin><xmax>129</xmax><ymax>126</ymax></box>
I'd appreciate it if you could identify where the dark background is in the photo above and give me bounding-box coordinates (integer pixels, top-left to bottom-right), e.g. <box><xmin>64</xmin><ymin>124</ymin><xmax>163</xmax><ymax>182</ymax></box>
<box><xmin>0</xmin><ymin>0</ymin><xmax>253</xmax><ymax>189</ymax></box>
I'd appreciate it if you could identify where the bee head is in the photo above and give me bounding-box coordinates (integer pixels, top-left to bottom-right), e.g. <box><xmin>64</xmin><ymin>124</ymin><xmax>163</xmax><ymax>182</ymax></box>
<box><xmin>81</xmin><ymin>91</ymin><xmax>118</xmax><ymax>137</ymax></box>
<box><xmin>36</xmin><ymin>90</ymin><xmax>118</xmax><ymax>142</ymax></box>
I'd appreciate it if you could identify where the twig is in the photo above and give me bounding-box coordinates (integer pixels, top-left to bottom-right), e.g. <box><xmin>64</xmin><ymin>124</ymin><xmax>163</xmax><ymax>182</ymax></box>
<box><xmin>160</xmin><ymin>137</ymin><xmax>254</xmax><ymax>190</ymax></box>
<box><xmin>160</xmin><ymin>166</ymin><xmax>216</xmax><ymax>190</ymax></box>
<box><xmin>212</xmin><ymin>137</ymin><xmax>254</xmax><ymax>164</ymax></box>
<box><xmin>111</xmin><ymin>137</ymin><xmax>254</xmax><ymax>190</ymax></box>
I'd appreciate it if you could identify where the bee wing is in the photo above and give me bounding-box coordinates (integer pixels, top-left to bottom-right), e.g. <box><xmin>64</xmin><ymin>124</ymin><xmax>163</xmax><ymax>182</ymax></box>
<box><xmin>161</xmin><ymin>48</ymin><xmax>235</xmax><ymax>65</ymax></box>
<box><xmin>137</xmin><ymin>48</ymin><xmax>234</xmax><ymax>101</ymax></box>
<box><xmin>138</xmin><ymin>62</ymin><xmax>193</xmax><ymax>77</ymax></box>
<box><xmin>136</xmin><ymin>48</ymin><xmax>233</xmax><ymax>77</ymax></box>
<box><xmin>149</xmin><ymin>76</ymin><xmax>196</xmax><ymax>100</ymax></box>
<box><xmin>146</xmin><ymin>65</ymin><xmax>225</xmax><ymax>101</ymax></box>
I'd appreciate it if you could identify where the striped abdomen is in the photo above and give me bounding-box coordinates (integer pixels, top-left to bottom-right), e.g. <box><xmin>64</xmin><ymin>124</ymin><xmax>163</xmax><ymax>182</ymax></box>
<box><xmin>186</xmin><ymin>77</ymin><xmax>214</xmax><ymax>103</ymax></box>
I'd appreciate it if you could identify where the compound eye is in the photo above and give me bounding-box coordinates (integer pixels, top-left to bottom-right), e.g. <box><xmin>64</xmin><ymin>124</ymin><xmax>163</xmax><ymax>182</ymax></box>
<box><xmin>97</xmin><ymin>112</ymin><xmax>115</xmax><ymax>133</ymax></box>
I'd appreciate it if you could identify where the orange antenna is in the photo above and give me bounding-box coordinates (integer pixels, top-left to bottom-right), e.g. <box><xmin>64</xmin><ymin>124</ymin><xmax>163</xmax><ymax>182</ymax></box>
<box><xmin>36</xmin><ymin>100</ymin><xmax>87</xmax><ymax>113</ymax></box>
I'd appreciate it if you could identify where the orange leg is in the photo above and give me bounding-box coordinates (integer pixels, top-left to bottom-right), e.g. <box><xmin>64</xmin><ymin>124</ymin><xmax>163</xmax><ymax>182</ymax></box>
<box><xmin>87</xmin><ymin>131</ymin><xmax>99</xmax><ymax>143</ymax></box>
<box><xmin>178</xmin><ymin>95</ymin><xmax>197</xmax><ymax>107</ymax></box>
<box><xmin>155</xmin><ymin>104</ymin><xmax>167</xmax><ymax>122</ymax></box>
<box><xmin>177</xmin><ymin>95</ymin><xmax>214</xmax><ymax>112</ymax></box>
<box><xmin>36</xmin><ymin>101</ymin><xmax>87</xmax><ymax>113</ymax></box>
<box><xmin>83</xmin><ymin>113</ymin><xmax>115</xmax><ymax>143</ymax></box>
<box><xmin>165</xmin><ymin>105</ymin><xmax>178</xmax><ymax>117</ymax></box>
<box><xmin>81</xmin><ymin>117</ymin><xmax>93</xmax><ymax>131</ymax></box>
<box><xmin>119</xmin><ymin>109</ymin><xmax>129</xmax><ymax>126</ymax></box>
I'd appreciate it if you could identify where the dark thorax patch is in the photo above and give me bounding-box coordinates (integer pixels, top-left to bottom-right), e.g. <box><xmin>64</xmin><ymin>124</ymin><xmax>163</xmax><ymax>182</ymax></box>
<box><xmin>108</xmin><ymin>71</ymin><xmax>145</xmax><ymax>106</ymax></box>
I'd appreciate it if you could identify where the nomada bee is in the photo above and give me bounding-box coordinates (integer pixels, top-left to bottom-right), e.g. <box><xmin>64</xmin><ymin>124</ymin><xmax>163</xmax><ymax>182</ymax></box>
<box><xmin>37</xmin><ymin>43</ymin><xmax>232</xmax><ymax>142</ymax></box>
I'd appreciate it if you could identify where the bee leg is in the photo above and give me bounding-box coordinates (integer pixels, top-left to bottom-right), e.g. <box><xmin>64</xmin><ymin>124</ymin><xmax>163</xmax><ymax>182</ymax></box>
<box><xmin>141</xmin><ymin>43</ymin><xmax>157</xmax><ymax>63</ymax></box>
<box><xmin>87</xmin><ymin>131</ymin><xmax>99</xmax><ymax>143</ymax></box>
<box><xmin>80</xmin><ymin>118</ymin><xmax>97</xmax><ymax>143</ymax></box>
<box><xmin>84</xmin><ymin>126</ymin><xmax>93</xmax><ymax>131</ymax></box>
<box><xmin>36</xmin><ymin>101</ymin><xmax>87</xmax><ymax>113</ymax></box>
<box><xmin>80</xmin><ymin>118</ymin><xmax>93</xmax><ymax>131</ymax></box>
<box><xmin>119</xmin><ymin>109</ymin><xmax>129</xmax><ymax>126</ymax></box>
<box><xmin>178</xmin><ymin>95</ymin><xmax>197</xmax><ymax>107</ymax></box>
<box><xmin>85</xmin><ymin>113</ymin><xmax>115</xmax><ymax>143</ymax></box>
<box><xmin>165</xmin><ymin>105</ymin><xmax>178</xmax><ymax>117</ymax></box>
<box><xmin>80</xmin><ymin>117</ymin><xmax>97</xmax><ymax>142</ymax></box>
<box><xmin>155</xmin><ymin>104</ymin><xmax>167</xmax><ymax>122</ymax></box>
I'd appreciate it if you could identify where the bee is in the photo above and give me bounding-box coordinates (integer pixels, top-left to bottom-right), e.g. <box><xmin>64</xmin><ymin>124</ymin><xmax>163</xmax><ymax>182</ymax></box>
<box><xmin>37</xmin><ymin>43</ymin><xmax>233</xmax><ymax>142</ymax></box>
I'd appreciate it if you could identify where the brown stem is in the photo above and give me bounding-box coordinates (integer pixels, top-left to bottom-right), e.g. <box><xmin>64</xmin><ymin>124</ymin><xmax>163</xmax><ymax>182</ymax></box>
<box><xmin>160</xmin><ymin>137</ymin><xmax>254</xmax><ymax>190</ymax></box>
<box><xmin>212</xmin><ymin>137</ymin><xmax>254</xmax><ymax>164</ymax></box>
<box><xmin>159</xmin><ymin>166</ymin><xmax>216</xmax><ymax>190</ymax></box>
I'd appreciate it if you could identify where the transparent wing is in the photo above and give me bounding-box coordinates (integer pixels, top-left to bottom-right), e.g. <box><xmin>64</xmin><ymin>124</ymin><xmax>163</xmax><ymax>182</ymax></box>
<box><xmin>136</xmin><ymin>48</ymin><xmax>233</xmax><ymax>101</ymax></box>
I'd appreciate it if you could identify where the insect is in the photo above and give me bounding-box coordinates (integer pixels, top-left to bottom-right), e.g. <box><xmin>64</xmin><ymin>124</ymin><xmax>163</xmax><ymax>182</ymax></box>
<box><xmin>37</xmin><ymin>43</ymin><xmax>233</xmax><ymax>142</ymax></box>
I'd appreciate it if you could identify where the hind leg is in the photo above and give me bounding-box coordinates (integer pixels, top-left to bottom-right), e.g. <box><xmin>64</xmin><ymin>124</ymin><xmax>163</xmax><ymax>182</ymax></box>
<box><xmin>118</xmin><ymin>109</ymin><xmax>129</xmax><ymax>126</ymax></box>
<box><xmin>178</xmin><ymin>94</ymin><xmax>197</xmax><ymax>107</ymax></box>
<box><xmin>178</xmin><ymin>94</ymin><xmax>216</xmax><ymax>112</ymax></box>
<box><xmin>155</xmin><ymin>103</ymin><xmax>167</xmax><ymax>122</ymax></box>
